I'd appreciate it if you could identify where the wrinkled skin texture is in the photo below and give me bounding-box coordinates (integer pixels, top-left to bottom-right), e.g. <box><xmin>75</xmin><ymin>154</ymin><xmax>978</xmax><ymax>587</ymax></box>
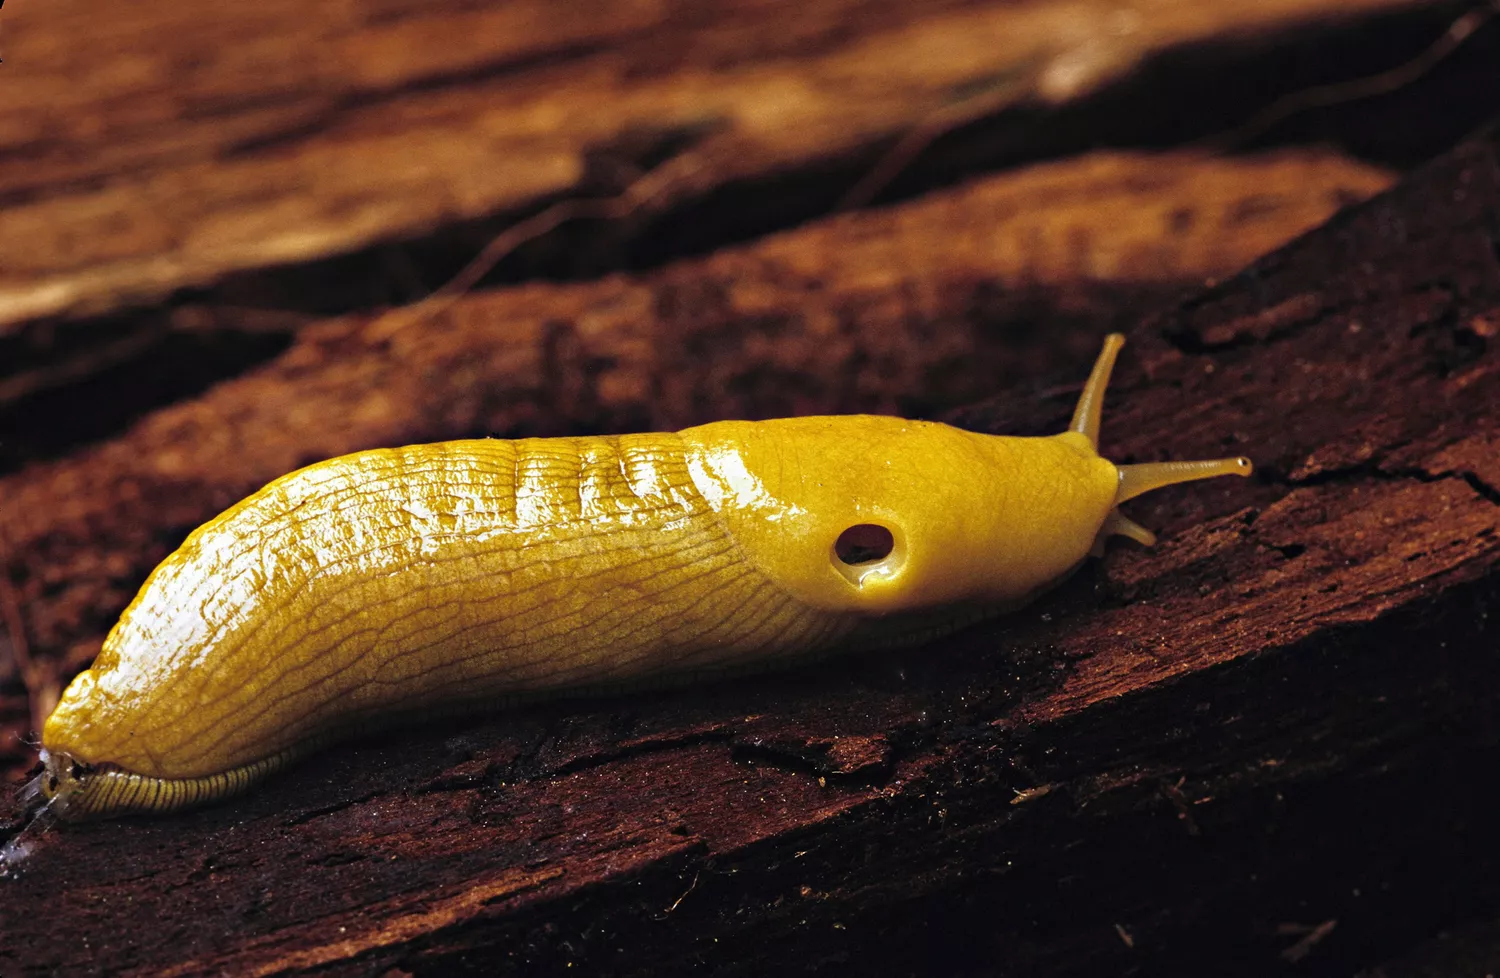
<box><xmin>45</xmin><ymin>423</ymin><xmax>1114</xmax><ymax>776</ymax></box>
<box><xmin>38</xmin><ymin>336</ymin><xmax>1247</xmax><ymax>819</ymax></box>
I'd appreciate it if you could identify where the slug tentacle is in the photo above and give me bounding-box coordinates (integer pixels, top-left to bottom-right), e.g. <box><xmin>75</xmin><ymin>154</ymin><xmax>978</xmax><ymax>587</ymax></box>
<box><xmin>1068</xmin><ymin>332</ymin><xmax>1125</xmax><ymax>448</ymax></box>
<box><xmin>38</xmin><ymin>333</ymin><xmax>1255</xmax><ymax>821</ymax></box>
<box><xmin>1065</xmin><ymin>333</ymin><xmax>1252</xmax><ymax>551</ymax></box>
<box><xmin>1089</xmin><ymin>510</ymin><xmax>1158</xmax><ymax>557</ymax></box>
<box><xmin>1114</xmin><ymin>457</ymin><xmax>1255</xmax><ymax>505</ymax></box>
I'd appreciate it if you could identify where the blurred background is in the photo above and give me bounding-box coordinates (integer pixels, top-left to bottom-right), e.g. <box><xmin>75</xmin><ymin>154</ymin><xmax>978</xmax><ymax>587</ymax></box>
<box><xmin>2</xmin><ymin>0</ymin><xmax>1500</xmax><ymax>972</ymax></box>
<box><xmin>3</xmin><ymin>0</ymin><xmax>1498</xmax><ymax>476</ymax></box>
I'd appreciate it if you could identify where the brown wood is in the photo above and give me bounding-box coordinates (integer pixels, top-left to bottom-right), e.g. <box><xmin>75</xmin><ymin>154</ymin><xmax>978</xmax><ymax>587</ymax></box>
<box><xmin>0</xmin><ymin>0</ymin><xmax>1425</xmax><ymax>329</ymax></box>
<box><xmin>0</xmin><ymin>123</ymin><xmax>1497</xmax><ymax>975</ymax></box>
<box><xmin>6</xmin><ymin>0</ymin><xmax>1493</xmax><ymax>479</ymax></box>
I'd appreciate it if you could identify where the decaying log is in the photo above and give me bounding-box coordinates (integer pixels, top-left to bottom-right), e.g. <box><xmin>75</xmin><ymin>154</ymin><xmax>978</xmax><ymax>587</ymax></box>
<box><xmin>0</xmin><ymin>111</ymin><xmax>1497</xmax><ymax>977</ymax></box>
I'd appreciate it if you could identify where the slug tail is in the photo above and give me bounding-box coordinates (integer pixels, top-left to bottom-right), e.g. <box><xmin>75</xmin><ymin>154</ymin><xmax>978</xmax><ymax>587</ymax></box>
<box><xmin>40</xmin><ymin>746</ymin><xmax>301</xmax><ymax>821</ymax></box>
<box><xmin>1068</xmin><ymin>332</ymin><xmax>1126</xmax><ymax>449</ymax></box>
<box><xmin>1115</xmin><ymin>457</ymin><xmax>1253</xmax><ymax>505</ymax></box>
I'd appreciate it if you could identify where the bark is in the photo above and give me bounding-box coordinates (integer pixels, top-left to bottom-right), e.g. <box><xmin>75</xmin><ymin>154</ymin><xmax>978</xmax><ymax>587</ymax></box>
<box><xmin>0</xmin><ymin>123</ymin><xmax>1497</xmax><ymax>977</ymax></box>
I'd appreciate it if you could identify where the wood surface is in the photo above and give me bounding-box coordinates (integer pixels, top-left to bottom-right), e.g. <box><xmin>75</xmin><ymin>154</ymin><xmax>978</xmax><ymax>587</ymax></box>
<box><xmin>3</xmin><ymin>0</ymin><xmax>1500</xmax><ymax>974</ymax></box>
<box><xmin>0</xmin><ymin>0</ymin><xmax>1431</xmax><ymax>328</ymax></box>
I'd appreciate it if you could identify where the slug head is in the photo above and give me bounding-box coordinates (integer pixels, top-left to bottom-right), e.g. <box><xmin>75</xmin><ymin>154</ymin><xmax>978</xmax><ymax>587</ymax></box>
<box><xmin>680</xmin><ymin>333</ymin><xmax>1251</xmax><ymax>617</ymax></box>
<box><xmin>682</xmin><ymin>417</ymin><xmax>1121</xmax><ymax>615</ymax></box>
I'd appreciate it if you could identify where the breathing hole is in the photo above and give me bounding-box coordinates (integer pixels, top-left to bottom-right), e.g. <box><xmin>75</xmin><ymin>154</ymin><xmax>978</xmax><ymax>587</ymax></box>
<box><xmin>834</xmin><ymin>524</ymin><xmax>895</xmax><ymax>565</ymax></box>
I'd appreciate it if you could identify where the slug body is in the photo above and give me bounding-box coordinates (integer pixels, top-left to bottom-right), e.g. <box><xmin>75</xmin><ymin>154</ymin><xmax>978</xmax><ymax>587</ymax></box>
<box><xmin>38</xmin><ymin>335</ymin><xmax>1250</xmax><ymax>819</ymax></box>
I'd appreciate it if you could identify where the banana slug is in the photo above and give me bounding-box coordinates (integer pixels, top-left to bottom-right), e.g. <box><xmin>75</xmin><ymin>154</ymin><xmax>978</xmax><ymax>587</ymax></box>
<box><xmin>34</xmin><ymin>334</ymin><xmax>1250</xmax><ymax>820</ymax></box>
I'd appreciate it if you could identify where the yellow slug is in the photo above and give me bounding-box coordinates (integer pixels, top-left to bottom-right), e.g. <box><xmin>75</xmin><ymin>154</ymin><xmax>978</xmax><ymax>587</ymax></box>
<box><xmin>35</xmin><ymin>334</ymin><xmax>1249</xmax><ymax>820</ymax></box>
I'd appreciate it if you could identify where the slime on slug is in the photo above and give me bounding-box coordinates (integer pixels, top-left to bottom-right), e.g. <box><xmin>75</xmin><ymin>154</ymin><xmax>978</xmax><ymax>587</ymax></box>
<box><xmin>16</xmin><ymin>333</ymin><xmax>1249</xmax><ymax>826</ymax></box>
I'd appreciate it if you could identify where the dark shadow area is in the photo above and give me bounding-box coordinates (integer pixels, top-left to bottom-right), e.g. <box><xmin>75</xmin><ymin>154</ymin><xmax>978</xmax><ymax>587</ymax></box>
<box><xmin>0</xmin><ymin>316</ymin><xmax>293</xmax><ymax>474</ymax></box>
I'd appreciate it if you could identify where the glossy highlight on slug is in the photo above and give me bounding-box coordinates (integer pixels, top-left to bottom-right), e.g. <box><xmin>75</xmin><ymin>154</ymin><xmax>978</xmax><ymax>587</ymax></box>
<box><xmin>32</xmin><ymin>333</ymin><xmax>1251</xmax><ymax>820</ymax></box>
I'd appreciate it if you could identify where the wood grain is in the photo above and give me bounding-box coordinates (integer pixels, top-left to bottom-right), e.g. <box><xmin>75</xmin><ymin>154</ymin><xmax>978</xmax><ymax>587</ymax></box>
<box><xmin>0</xmin><ymin>0</ymin><xmax>1424</xmax><ymax>328</ymax></box>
